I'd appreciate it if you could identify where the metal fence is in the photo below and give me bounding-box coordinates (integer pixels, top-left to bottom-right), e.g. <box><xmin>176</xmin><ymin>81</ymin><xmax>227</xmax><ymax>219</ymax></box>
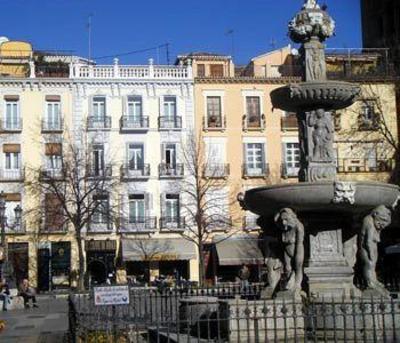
<box><xmin>69</xmin><ymin>285</ymin><xmax>400</xmax><ymax>342</ymax></box>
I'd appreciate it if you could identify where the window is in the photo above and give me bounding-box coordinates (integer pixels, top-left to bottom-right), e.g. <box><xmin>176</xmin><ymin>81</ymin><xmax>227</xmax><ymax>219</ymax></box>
<box><xmin>127</xmin><ymin>96</ymin><xmax>142</xmax><ymax>121</ymax></box>
<box><xmin>129</xmin><ymin>194</ymin><xmax>145</xmax><ymax>223</ymax></box>
<box><xmin>128</xmin><ymin>144</ymin><xmax>144</xmax><ymax>170</ymax></box>
<box><xmin>92</xmin><ymin>195</ymin><xmax>109</xmax><ymax>224</ymax></box>
<box><xmin>246</xmin><ymin>97</ymin><xmax>261</xmax><ymax>118</ymax></box>
<box><xmin>5</xmin><ymin>100</ymin><xmax>19</xmax><ymax>130</ymax></box>
<box><xmin>165</xmin><ymin>194</ymin><xmax>179</xmax><ymax>220</ymax></box>
<box><xmin>5</xmin><ymin>152</ymin><xmax>19</xmax><ymax>170</ymax></box>
<box><xmin>92</xmin><ymin>144</ymin><xmax>105</xmax><ymax>175</ymax></box>
<box><xmin>163</xmin><ymin>143</ymin><xmax>176</xmax><ymax>168</ymax></box>
<box><xmin>46</xmin><ymin>101</ymin><xmax>61</xmax><ymax>129</ymax></box>
<box><xmin>210</xmin><ymin>64</ymin><xmax>224</xmax><ymax>77</ymax></box>
<box><xmin>206</xmin><ymin>96</ymin><xmax>222</xmax><ymax>127</ymax></box>
<box><xmin>92</xmin><ymin>97</ymin><xmax>106</xmax><ymax>120</ymax></box>
<box><xmin>284</xmin><ymin>143</ymin><xmax>300</xmax><ymax>177</ymax></box>
<box><xmin>359</xmin><ymin>102</ymin><xmax>377</xmax><ymax>130</ymax></box>
<box><xmin>244</xmin><ymin>143</ymin><xmax>265</xmax><ymax>175</ymax></box>
<box><xmin>45</xmin><ymin>143</ymin><xmax>62</xmax><ymax>170</ymax></box>
<box><xmin>163</xmin><ymin>96</ymin><xmax>176</xmax><ymax>119</ymax></box>
<box><xmin>197</xmin><ymin>64</ymin><xmax>206</xmax><ymax>77</ymax></box>
<box><xmin>45</xmin><ymin>193</ymin><xmax>64</xmax><ymax>231</ymax></box>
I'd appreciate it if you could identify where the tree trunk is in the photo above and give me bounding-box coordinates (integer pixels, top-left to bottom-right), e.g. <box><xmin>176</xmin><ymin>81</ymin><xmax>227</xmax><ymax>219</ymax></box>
<box><xmin>76</xmin><ymin>227</ymin><xmax>86</xmax><ymax>291</ymax></box>
<box><xmin>197</xmin><ymin>243</ymin><xmax>205</xmax><ymax>287</ymax></box>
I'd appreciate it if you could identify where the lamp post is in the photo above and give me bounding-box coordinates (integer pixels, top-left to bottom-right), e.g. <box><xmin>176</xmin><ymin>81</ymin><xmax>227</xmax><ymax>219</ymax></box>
<box><xmin>0</xmin><ymin>191</ymin><xmax>6</xmax><ymax>279</ymax></box>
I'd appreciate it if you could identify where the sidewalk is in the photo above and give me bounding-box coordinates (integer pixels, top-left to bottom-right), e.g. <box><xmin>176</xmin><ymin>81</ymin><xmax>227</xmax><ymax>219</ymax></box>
<box><xmin>0</xmin><ymin>296</ymin><xmax>68</xmax><ymax>343</ymax></box>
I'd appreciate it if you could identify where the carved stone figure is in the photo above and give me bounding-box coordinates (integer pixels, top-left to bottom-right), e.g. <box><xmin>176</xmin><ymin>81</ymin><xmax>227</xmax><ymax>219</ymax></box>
<box><xmin>261</xmin><ymin>234</ymin><xmax>282</xmax><ymax>297</ymax></box>
<box><xmin>358</xmin><ymin>206</ymin><xmax>392</xmax><ymax>291</ymax></box>
<box><xmin>332</xmin><ymin>181</ymin><xmax>356</xmax><ymax>205</ymax></box>
<box><xmin>306</xmin><ymin>45</ymin><xmax>325</xmax><ymax>81</ymax></box>
<box><xmin>307</xmin><ymin>109</ymin><xmax>334</xmax><ymax>161</ymax></box>
<box><xmin>274</xmin><ymin>208</ymin><xmax>305</xmax><ymax>291</ymax></box>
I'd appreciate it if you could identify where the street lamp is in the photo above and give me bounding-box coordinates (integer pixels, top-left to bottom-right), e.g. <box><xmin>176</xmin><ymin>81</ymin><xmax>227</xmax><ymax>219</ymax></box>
<box><xmin>14</xmin><ymin>204</ymin><xmax>22</xmax><ymax>230</ymax></box>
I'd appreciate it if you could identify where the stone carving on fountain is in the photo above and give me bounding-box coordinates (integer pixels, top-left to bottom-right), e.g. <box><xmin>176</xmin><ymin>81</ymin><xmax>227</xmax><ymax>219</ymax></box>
<box><xmin>332</xmin><ymin>181</ymin><xmax>356</xmax><ymax>205</ymax></box>
<box><xmin>358</xmin><ymin>206</ymin><xmax>392</xmax><ymax>296</ymax></box>
<box><xmin>274</xmin><ymin>208</ymin><xmax>305</xmax><ymax>295</ymax></box>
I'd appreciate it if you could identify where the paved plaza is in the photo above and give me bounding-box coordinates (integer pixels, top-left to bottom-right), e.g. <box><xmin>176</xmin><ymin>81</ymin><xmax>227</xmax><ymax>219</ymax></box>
<box><xmin>0</xmin><ymin>296</ymin><xmax>68</xmax><ymax>343</ymax></box>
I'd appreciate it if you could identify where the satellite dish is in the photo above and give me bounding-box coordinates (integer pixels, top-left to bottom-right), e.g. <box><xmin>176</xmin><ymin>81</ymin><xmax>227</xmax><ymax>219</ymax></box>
<box><xmin>0</xmin><ymin>37</ymin><xmax>9</xmax><ymax>46</ymax></box>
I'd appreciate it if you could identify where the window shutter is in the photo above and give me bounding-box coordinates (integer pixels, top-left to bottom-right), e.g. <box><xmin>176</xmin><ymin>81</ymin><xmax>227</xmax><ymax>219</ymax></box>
<box><xmin>88</xmin><ymin>95</ymin><xmax>94</xmax><ymax>115</ymax></box>
<box><xmin>45</xmin><ymin>95</ymin><xmax>61</xmax><ymax>102</ymax></box>
<box><xmin>45</xmin><ymin>143</ymin><xmax>62</xmax><ymax>156</ymax></box>
<box><xmin>3</xmin><ymin>144</ymin><xmax>20</xmax><ymax>153</ymax></box>
<box><xmin>145</xmin><ymin>193</ymin><xmax>150</xmax><ymax>216</ymax></box>
<box><xmin>161</xmin><ymin>143</ymin><xmax>166</xmax><ymax>163</ymax></box>
<box><xmin>160</xmin><ymin>193</ymin><xmax>165</xmax><ymax>217</ymax></box>
<box><xmin>122</xmin><ymin>95</ymin><xmax>127</xmax><ymax>116</ymax></box>
<box><xmin>4</xmin><ymin>193</ymin><xmax>21</xmax><ymax>201</ymax></box>
<box><xmin>4</xmin><ymin>95</ymin><xmax>19</xmax><ymax>101</ymax></box>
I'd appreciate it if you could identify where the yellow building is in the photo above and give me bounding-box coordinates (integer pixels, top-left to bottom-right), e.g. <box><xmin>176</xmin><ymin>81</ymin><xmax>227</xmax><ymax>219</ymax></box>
<box><xmin>178</xmin><ymin>48</ymin><xmax>398</xmax><ymax>282</ymax></box>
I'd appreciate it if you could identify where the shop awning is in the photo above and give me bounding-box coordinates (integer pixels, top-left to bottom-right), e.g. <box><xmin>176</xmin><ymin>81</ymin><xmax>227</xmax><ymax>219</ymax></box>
<box><xmin>214</xmin><ymin>236</ymin><xmax>264</xmax><ymax>266</ymax></box>
<box><xmin>122</xmin><ymin>238</ymin><xmax>197</xmax><ymax>261</ymax></box>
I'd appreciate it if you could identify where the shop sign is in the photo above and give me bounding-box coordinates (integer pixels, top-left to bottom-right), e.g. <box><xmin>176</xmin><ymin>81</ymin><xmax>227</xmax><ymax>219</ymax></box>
<box><xmin>93</xmin><ymin>285</ymin><xmax>130</xmax><ymax>306</ymax></box>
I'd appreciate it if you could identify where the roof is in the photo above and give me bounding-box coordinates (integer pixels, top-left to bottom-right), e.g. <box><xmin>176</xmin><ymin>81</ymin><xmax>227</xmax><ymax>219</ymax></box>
<box><xmin>177</xmin><ymin>52</ymin><xmax>232</xmax><ymax>62</ymax></box>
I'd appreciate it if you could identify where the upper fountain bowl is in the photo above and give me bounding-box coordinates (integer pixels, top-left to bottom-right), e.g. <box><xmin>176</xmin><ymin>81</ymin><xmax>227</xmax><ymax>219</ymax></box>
<box><xmin>271</xmin><ymin>81</ymin><xmax>361</xmax><ymax>113</ymax></box>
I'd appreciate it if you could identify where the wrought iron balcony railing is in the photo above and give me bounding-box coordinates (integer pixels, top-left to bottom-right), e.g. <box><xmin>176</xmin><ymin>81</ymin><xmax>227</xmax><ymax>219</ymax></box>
<box><xmin>203</xmin><ymin>164</ymin><xmax>230</xmax><ymax>178</ymax></box>
<box><xmin>158</xmin><ymin>116</ymin><xmax>182</xmax><ymax>130</ymax></box>
<box><xmin>203</xmin><ymin>116</ymin><xmax>226</xmax><ymax>131</ymax></box>
<box><xmin>40</xmin><ymin>168</ymin><xmax>64</xmax><ymax>180</ymax></box>
<box><xmin>0</xmin><ymin>119</ymin><xmax>22</xmax><ymax>132</ymax></box>
<box><xmin>0</xmin><ymin>168</ymin><xmax>25</xmax><ymax>182</ymax></box>
<box><xmin>206</xmin><ymin>215</ymin><xmax>232</xmax><ymax>231</ymax></box>
<box><xmin>87</xmin><ymin>165</ymin><xmax>113</xmax><ymax>178</ymax></box>
<box><xmin>41</xmin><ymin>118</ymin><xmax>63</xmax><ymax>132</ymax></box>
<box><xmin>336</xmin><ymin>158</ymin><xmax>394</xmax><ymax>173</ymax></box>
<box><xmin>242</xmin><ymin>114</ymin><xmax>265</xmax><ymax>131</ymax></box>
<box><xmin>120</xmin><ymin>164</ymin><xmax>150</xmax><ymax>180</ymax></box>
<box><xmin>160</xmin><ymin>216</ymin><xmax>185</xmax><ymax>231</ymax></box>
<box><xmin>120</xmin><ymin>116</ymin><xmax>149</xmax><ymax>131</ymax></box>
<box><xmin>242</xmin><ymin>164</ymin><xmax>270</xmax><ymax>178</ymax></box>
<box><xmin>159</xmin><ymin>163</ymin><xmax>184</xmax><ymax>178</ymax></box>
<box><xmin>87</xmin><ymin>116</ymin><xmax>112</xmax><ymax>130</ymax></box>
<box><xmin>4</xmin><ymin>220</ymin><xmax>25</xmax><ymax>234</ymax></box>
<box><xmin>119</xmin><ymin>216</ymin><xmax>157</xmax><ymax>233</ymax></box>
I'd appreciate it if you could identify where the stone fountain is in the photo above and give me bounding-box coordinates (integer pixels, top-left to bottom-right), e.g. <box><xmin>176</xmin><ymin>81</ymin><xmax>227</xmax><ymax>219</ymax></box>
<box><xmin>241</xmin><ymin>0</ymin><xmax>400</xmax><ymax>300</ymax></box>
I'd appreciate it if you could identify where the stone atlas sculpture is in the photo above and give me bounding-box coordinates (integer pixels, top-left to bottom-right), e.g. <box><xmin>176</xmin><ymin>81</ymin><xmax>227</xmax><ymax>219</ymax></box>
<box><xmin>241</xmin><ymin>0</ymin><xmax>400</xmax><ymax>299</ymax></box>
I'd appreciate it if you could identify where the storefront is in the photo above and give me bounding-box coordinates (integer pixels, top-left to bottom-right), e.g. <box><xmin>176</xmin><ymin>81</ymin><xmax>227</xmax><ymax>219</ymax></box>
<box><xmin>37</xmin><ymin>241</ymin><xmax>71</xmax><ymax>292</ymax></box>
<box><xmin>8</xmin><ymin>242</ymin><xmax>29</xmax><ymax>287</ymax></box>
<box><xmin>212</xmin><ymin>235</ymin><xmax>264</xmax><ymax>282</ymax></box>
<box><xmin>122</xmin><ymin>238</ymin><xmax>196</xmax><ymax>283</ymax></box>
<box><xmin>85</xmin><ymin>239</ymin><xmax>116</xmax><ymax>286</ymax></box>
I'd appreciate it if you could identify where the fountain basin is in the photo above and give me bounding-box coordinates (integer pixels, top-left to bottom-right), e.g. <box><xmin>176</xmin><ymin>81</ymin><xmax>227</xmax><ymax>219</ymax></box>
<box><xmin>271</xmin><ymin>81</ymin><xmax>361</xmax><ymax>112</ymax></box>
<box><xmin>244</xmin><ymin>181</ymin><xmax>399</xmax><ymax>218</ymax></box>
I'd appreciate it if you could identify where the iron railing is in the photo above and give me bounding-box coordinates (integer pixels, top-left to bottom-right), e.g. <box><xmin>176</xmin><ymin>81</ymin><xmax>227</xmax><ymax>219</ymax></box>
<box><xmin>158</xmin><ymin>116</ymin><xmax>182</xmax><ymax>130</ymax></box>
<box><xmin>336</xmin><ymin>158</ymin><xmax>395</xmax><ymax>173</ymax></box>
<box><xmin>203</xmin><ymin>164</ymin><xmax>230</xmax><ymax>178</ymax></box>
<box><xmin>69</xmin><ymin>285</ymin><xmax>400</xmax><ymax>343</ymax></box>
<box><xmin>120</xmin><ymin>164</ymin><xmax>150</xmax><ymax>180</ymax></box>
<box><xmin>242</xmin><ymin>163</ymin><xmax>270</xmax><ymax>178</ymax></box>
<box><xmin>87</xmin><ymin>116</ymin><xmax>112</xmax><ymax>130</ymax></box>
<box><xmin>119</xmin><ymin>216</ymin><xmax>157</xmax><ymax>233</ymax></box>
<box><xmin>40</xmin><ymin>168</ymin><xmax>64</xmax><ymax>180</ymax></box>
<box><xmin>119</xmin><ymin>115</ymin><xmax>149</xmax><ymax>131</ymax></box>
<box><xmin>0</xmin><ymin>118</ymin><xmax>22</xmax><ymax>132</ymax></box>
<box><xmin>41</xmin><ymin>118</ymin><xmax>63</xmax><ymax>132</ymax></box>
<box><xmin>0</xmin><ymin>168</ymin><xmax>25</xmax><ymax>181</ymax></box>
<box><xmin>87</xmin><ymin>165</ymin><xmax>113</xmax><ymax>178</ymax></box>
<box><xmin>242</xmin><ymin>114</ymin><xmax>265</xmax><ymax>131</ymax></box>
<box><xmin>160</xmin><ymin>216</ymin><xmax>185</xmax><ymax>231</ymax></box>
<box><xmin>203</xmin><ymin>116</ymin><xmax>226</xmax><ymax>131</ymax></box>
<box><xmin>159</xmin><ymin>163</ymin><xmax>184</xmax><ymax>178</ymax></box>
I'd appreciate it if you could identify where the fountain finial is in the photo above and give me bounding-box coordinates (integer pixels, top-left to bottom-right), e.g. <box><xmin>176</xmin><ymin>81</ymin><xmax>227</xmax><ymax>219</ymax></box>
<box><xmin>303</xmin><ymin>0</ymin><xmax>319</xmax><ymax>9</ymax></box>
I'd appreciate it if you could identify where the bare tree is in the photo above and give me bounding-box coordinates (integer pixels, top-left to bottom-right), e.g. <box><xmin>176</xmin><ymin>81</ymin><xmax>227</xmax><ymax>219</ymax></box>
<box><xmin>26</xmin><ymin>132</ymin><xmax>120</xmax><ymax>290</ymax></box>
<box><xmin>175</xmin><ymin>131</ymin><xmax>239</xmax><ymax>285</ymax></box>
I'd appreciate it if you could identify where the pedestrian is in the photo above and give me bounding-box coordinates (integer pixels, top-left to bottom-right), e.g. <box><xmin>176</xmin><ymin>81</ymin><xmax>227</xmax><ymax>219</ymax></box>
<box><xmin>0</xmin><ymin>279</ymin><xmax>11</xmax><ymax>311</ymax></box>
<box><xmin>19</xmin><ymin>279</ymin><xmax>38</xmax><ymax>309</ymax></box>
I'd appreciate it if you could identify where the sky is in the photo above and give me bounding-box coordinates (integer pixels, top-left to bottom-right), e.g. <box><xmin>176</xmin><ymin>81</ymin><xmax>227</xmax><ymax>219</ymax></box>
<box><xmin>0</xmin><ymin>0</ymin><xmax>362</xmax><ymax>65</ymax></box>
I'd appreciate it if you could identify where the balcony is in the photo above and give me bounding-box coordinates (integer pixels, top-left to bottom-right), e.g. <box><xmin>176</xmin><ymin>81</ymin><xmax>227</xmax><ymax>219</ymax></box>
<box><xmin>203</xmin><ymin>116</ymin><xmax>226</xmax><ymax>132</ymax></box>
<box><xmin>281</xmin><ymin>163</ymin><xmax>300</xmax><ymax>178</ymax></box>
<box><xmin>160</xmin><ymin>217</ymin><xmax>185</xmax><ymax>231</ymax></box>
<box><xmin>0</xmin><ymin>168</ymin><xmax>24</xmax><ymax>182</ymax></box>
<box><xmin>87</xmin><ymin>165</ymin><xmax>113</xmax><ymax>178</ymax></box>
<box><xmin>281</xmin><ymin>114</ymin><xmax>298</xmax><ymax>131</ymax></box>
<box><xmin>40</xmin><ymin>168</ymin><xmax>64</xmax><ymax>181</ymax></box>
<box><xmin>242</xmin><ymin>164</ymin><xmax>270</xmax><ymax>178</ymax></box>
<box><xmin>158</xmin><ymin>116</ymin><xmax>182</xmax><ymax>130</ymax></box>
<box><xmin>119</xmin><ymin>217</ymin><xmax>157</xmax><ymax>233</ymax></box>
<box><xmin>0</xmin><ymin>119</ymin><xmax>22</xmax><ymax>133</ymax></box>
<box><xmin>159</xmin><ymin>163</ymin><xmax>184</xmax><ymax>178</ymax></box>
<box><xmin>87</xmin><ymin>116</ymin><xmax>112</xmax><ymax>130</ymax></box>
<box><xmin>242</xmin><ymin>216</ymin><xmax>260</xmax><ymax>231</ymax></box>
<box><xmin>41</xmin><ymin>118</ymin><xmax>63</xmax><ymax>133</ymax></box>
<box><xmin>5</xmin><ymin>221</ymin><xmax>25</xmax><ymax>234</ymax></box>
<box><xmin>120</xmin><ymin>164</ymin><xmax>150</xmax><ymax>180</ymax></box>
<box><xmin>41</xmin><ymin>219</ymin><xmax>67</xmax><ymax>234</ymax></box>
<box><xmin>242</xmin><ymin>114</ymin><xmax>265</xmax><ymax>131</ymax></box>
<box><xmin>203</xmin><ymin>164</ymin><xmax>230</xmax><ymax>178</ymax></box>
<box><xmin>336</xmin><ymin>158</ymin><xmax>394</xmax><ymax>173</ymax></box>
<box><xmin>206</xmin><ymin>214</ymin><xmax>232</xmax><ymax>232</ymax></box>
<box><xmin>87</xmin><ymin>220</ymin><xmax>113</xmax><ymax>233</ymax></box>
<box><xmin>120</xmin><ymin>116</ymin><xmax>149</xmax><ymax>132</ymax></box>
